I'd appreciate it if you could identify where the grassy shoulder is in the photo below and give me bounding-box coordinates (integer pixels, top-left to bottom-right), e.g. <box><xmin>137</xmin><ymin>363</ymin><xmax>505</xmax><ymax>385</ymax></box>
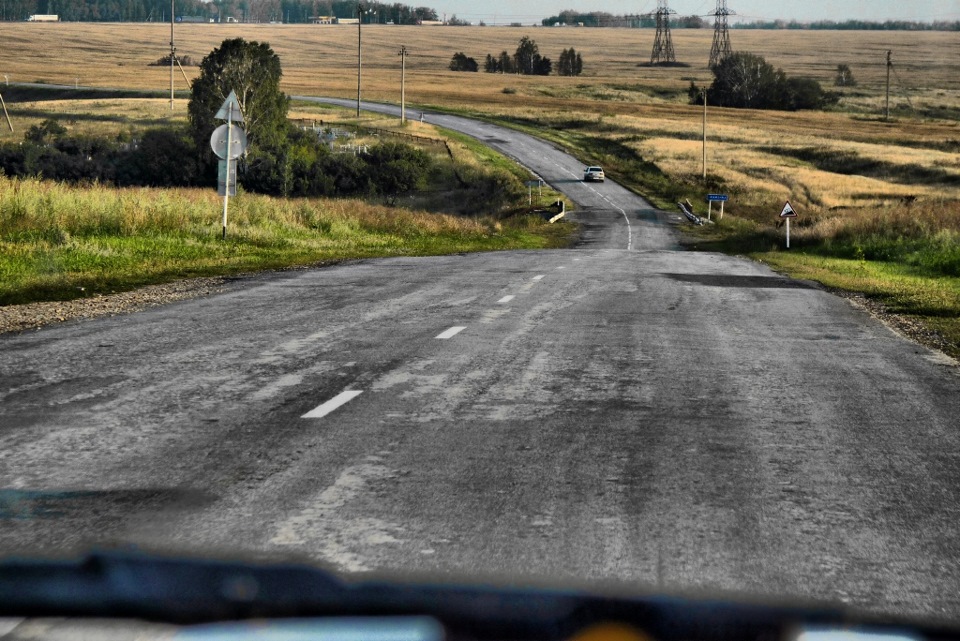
<box><xmin>0</xmin><ymin>176</ymin><xmax>575</xmax><ymax>306</ymax></box>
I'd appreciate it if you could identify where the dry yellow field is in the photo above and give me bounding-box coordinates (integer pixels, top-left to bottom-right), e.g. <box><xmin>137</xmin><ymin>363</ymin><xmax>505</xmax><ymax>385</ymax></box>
<box><xmin>1</xmin><ymin>23</ymin><xmax>958</xmax><ymax>213</ymax></box>
<box><xmin>2</xmin><ymin>24</ymin><xmax>958</xmax><ymax>103</ymax></box>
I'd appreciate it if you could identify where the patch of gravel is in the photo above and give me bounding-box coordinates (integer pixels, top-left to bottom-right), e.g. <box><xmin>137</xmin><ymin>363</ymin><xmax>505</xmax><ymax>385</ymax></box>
<box><xmin>0</xmin><ymin>277</ymin><xmax>227</xmax><ymax>336</ymax></box>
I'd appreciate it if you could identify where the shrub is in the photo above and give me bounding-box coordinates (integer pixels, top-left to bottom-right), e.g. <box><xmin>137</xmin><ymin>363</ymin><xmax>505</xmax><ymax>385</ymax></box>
<box><xmin>835</xmin><ymin>64</ymin><xmax>857</xmax><ymax>87</ymax></box>
<box><xmin>122</xmin><ymin>128</ymin><xmax>199</xmax><ymax>187</ymax></box>
<box><xmin>25</xmin><ymin>119</ymin><xmax>67</xmax><ymax>143</ymax></box>
<box><xmin>361</xmin><ymin>142</ymin><xmax>432</xmax><ymax>202</ymax></box>
<box><xmin>449</xmin><ymin>52</ymin><xmax>479</xmax><ymax>72</ymax></box>
<box><xmin>149</xmin><ymin>54</ymin><xmax>198</xmax><ymax>67</ymax></box>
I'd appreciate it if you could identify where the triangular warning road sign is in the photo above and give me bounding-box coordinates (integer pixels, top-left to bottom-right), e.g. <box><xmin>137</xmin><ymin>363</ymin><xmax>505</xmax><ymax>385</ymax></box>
<box><xmin>215</xmin><ymin>90</ymin><xmax>245</xmax><ymax>122</ymax></box>
<box><xmin>779</xmin><ymin>201</ymin><xmax>797</xmax><ymax>218</ymax></box>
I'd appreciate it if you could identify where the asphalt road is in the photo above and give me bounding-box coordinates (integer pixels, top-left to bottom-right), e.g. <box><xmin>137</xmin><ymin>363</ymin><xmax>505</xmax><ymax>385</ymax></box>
<box><xmin>2</xmin><ymin>102</ymin><xmax>960</xmax><ymax>622</ymax></box>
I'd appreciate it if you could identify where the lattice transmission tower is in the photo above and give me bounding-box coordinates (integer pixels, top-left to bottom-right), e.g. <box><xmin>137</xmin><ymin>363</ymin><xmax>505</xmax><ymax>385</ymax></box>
<box><xmin>650</xmin><ymin>0</ymin><xmax>676</xmax><ymax>65</ymax></box>
<box><xmin>709</xmin><ymin>0</ymin><xmax>734</xmax><ymax>67</ymax></box>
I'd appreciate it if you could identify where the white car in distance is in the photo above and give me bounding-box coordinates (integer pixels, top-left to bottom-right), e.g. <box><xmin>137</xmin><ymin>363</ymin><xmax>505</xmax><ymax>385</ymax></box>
<box><xmin>583</xmin><ymin>166</ymin><xmax>605</xmax><ymax>183</ymax></box>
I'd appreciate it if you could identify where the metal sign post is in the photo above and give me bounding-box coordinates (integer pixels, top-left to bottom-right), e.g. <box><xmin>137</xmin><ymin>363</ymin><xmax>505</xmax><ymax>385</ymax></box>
<box><xmin>779</xmin><ymin>201</ymin><xmax>797</xmax><ymax>248</ymax></box>
<box><xmin>706</xmin><ymin>194</ymin><xmax>728</xmax><ymax>221</ymax></box>
<box><xmin>211</xmin><ymin>91</ymin><xmax>247</xmax><ymax>240</ymax></box>
<box><xmin>222</xmin><ymin>109</ymin><xmax>232</xmax><ymax>238</ymax></box>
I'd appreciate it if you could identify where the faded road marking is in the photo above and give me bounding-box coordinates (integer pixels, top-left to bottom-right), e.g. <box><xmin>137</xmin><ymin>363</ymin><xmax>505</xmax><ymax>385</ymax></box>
<box><xmin>436</xmin><ymin>326</ymin><xmax>466</xmax><ymax>340</ymax></box>
<box><xmin>533</xmin><ymin>275</ymin><xmax>545</xmax><ymax>280</ymax></box>
<box><xmin>269</xmin><ymin>463</ymin><xmax>403</xmax><ymax>572</ymax></box>
<box><xmin>302</xmin><ymin>390</ymin><xmax>363</xmax><ymax>419</ymax></box>
<box><xmin>480</xmin><ymin>308</ymin><xmax>511</xmax><ymax>324</ymax></box>
<box><xmin>498</xmin><ymin>295</ymin><xmax>515</xmax><ymax>304</ymax></box>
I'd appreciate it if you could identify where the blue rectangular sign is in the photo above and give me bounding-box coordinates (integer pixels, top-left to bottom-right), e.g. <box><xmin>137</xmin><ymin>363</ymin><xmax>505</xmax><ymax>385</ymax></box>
<box><xmin>707</xmin><ymin>194</ymin><xmax>729</xmax><ymax>202</ymax></box>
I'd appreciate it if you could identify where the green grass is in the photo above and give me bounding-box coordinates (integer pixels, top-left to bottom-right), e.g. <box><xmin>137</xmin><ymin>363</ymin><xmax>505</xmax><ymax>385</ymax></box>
<box><xmin>0</xmin><ymin>176</ymin><xmax>575</xmax><ymax>306</ymax></box>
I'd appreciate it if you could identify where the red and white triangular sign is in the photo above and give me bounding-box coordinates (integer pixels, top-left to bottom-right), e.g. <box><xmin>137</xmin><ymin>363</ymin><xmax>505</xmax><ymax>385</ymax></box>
<box><xmin>779</xmin><ymin>201</ymin><xmax>797</xmax><ymax>218</ymax></box>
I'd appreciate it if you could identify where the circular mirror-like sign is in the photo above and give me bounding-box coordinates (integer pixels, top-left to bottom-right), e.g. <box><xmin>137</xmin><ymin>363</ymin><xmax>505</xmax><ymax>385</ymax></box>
<box><xmin>210</xmin><ymin>124</ymin><xmax>248</xmax><ymax>160</ymax></box>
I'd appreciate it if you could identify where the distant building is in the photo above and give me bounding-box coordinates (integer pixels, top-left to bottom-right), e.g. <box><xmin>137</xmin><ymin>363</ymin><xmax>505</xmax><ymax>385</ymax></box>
<box><xmin>310</xmin><ymin>15</ymin><xmax>334</xmax><ymax>24</ymax></box>
<box><xmin>26</xmin><ymin>14</ymin><xmax>59</xmax><ymax>21</ymax></box>
<box><xmin>417</xmin><ymin>20</ymin><xmax>444</xmax><ymax>26</ymax></box>
<box><xmin>337</xmin><ymin>18</ymin><xmax>359</xmax><ymax>25</ymax></box>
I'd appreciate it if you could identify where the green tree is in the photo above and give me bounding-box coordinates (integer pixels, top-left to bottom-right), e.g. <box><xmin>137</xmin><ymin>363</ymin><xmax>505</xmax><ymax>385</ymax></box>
<box><xmin>511</xmin><ymin>37</ymin><xmax>551</xmax><ymax>76</ymax></box>
<box><xmin>187</xmin><ymin>38</ymin><xmax>290</xmax><ymax>161</ymax></box>
<box><xmin>513</xmin><ymin>36</ymin><xmax>540</xmax><ymax>75</ymax></box>
<box><xmin>498</xmin><ymin>50</ymin><xmax>515</xmax><ymax>74</ymax></box>
<box><xmin>690</xmin><ymin>52</ymin><xmax>834</xmax><ymax>111</ymax></box>
<box><xmin>707</xmin><ymin>51</ymin><xmax>787</xmax><ymax>109</ymax></box>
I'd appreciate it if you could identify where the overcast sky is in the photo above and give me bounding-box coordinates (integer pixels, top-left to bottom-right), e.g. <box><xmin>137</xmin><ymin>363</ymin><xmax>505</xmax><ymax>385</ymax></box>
<box><xmin>430</xmin><ymin>1</ymin><xmax>960</xmax><ymax>25</ymax></box>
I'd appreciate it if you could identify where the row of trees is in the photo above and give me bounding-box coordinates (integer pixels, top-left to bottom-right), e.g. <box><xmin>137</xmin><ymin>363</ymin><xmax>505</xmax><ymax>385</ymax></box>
<box><xmin>732</xmin><ymin>19</ymin><xmax>960</xmax><ymax>31</ymax></box>
<box><xmin>538</xmin><ymin>12</ymin><xmax>958</xmax><ymax>31</ymax></box>
<box><xmin>2</xmin><ymin>0</ymin><xmax>437</xmax><ymax>23</ymax></box>
<box><xmin>451</xmin><ymin>38</ymin><xmax>583</xmax><ymax>76</ymax></box>
<box><xmin>541</xmin><ymin>11</ymin><xmax>705</xmax><ymax>28</ymax></box>
<box><xmin>688</xmin><ymin>52</ymin><xmax>838</xmax><ymax>111</ymax></box>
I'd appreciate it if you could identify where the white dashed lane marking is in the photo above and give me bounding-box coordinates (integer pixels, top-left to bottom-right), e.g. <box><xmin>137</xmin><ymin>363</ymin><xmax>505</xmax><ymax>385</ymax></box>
<box><xmin>498</xmin><ymin>295</ymin><xmax>515</xmax><ymax>304</ymax></box>
<box><xmin>533</xmin><ymin>275</ymin><xmax>545</xmax><ymax>280</ymax></box>
<box><xmin>302</xmin><ymin>390</ymin><xmax>363</xmax><ymax>419</ymax></box>
<box><xmin>436</xmin><ymin>326</ymin><xmax>467</xmax><ymax>340</ymax></box>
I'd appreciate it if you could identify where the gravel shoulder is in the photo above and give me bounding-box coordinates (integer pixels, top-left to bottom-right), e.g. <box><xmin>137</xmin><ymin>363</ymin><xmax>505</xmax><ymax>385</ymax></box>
<box><xmin>0</xmin><ymin>278</ymin><xmax>227</xmax><ymax>336</ymax></box>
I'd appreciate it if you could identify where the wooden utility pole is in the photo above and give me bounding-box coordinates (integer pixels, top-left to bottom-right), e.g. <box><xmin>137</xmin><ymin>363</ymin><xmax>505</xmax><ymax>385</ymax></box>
<box><xmin>702</xmin><ymin>88</ymin><xmax>707</xmax><ymax>180</ymax></box>
<box><xmin>170</xmin><ymin>0</ymin><xmax>175</xmax><ymax>110</ymax></box>
<box><xmin>356</xmin><ymin>3</ymin><xmax>365</xmax><ymax>117</ymax></box>
<box><xmin>398</xmin><ymin>45</ymin><xmax>408</xmax><ymax>124</ymax></box>
<box><xmin>885</xmin><ymin>50</ymin><xmax>892</xmax><ymax>120</ymax></box>
<box><xmin>0</xmin><ymin>92</ymin><xmax>13</xmax><ymax>132</ymax></box>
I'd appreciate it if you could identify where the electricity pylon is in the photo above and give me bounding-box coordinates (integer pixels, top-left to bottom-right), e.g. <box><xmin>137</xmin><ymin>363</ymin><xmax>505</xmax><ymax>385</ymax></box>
<box><xmin>709</xmin><ymin>0</ymin><xmax>733</xmax><ymax>67</ymax></box>
<box><xmin>650</xmin><ymin>0</ymin><xmax>676</xmax><ymax>65</ymax></box>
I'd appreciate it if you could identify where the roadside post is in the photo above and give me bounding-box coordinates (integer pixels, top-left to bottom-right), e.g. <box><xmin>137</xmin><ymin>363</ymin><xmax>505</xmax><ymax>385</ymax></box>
<box><xmin>706</xmin><ymin>193</ymin><xmax>728</xmax><ymax>221</ymax></box>
<box><xmin>210</xmin><ymin>90</ymin><xmax>247</xmax><ymax>239</ymax></box>
<box><xmin>779</xmin><ymin>201</ymin><xmax>797</xmax><ymax>248</ymax></box>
